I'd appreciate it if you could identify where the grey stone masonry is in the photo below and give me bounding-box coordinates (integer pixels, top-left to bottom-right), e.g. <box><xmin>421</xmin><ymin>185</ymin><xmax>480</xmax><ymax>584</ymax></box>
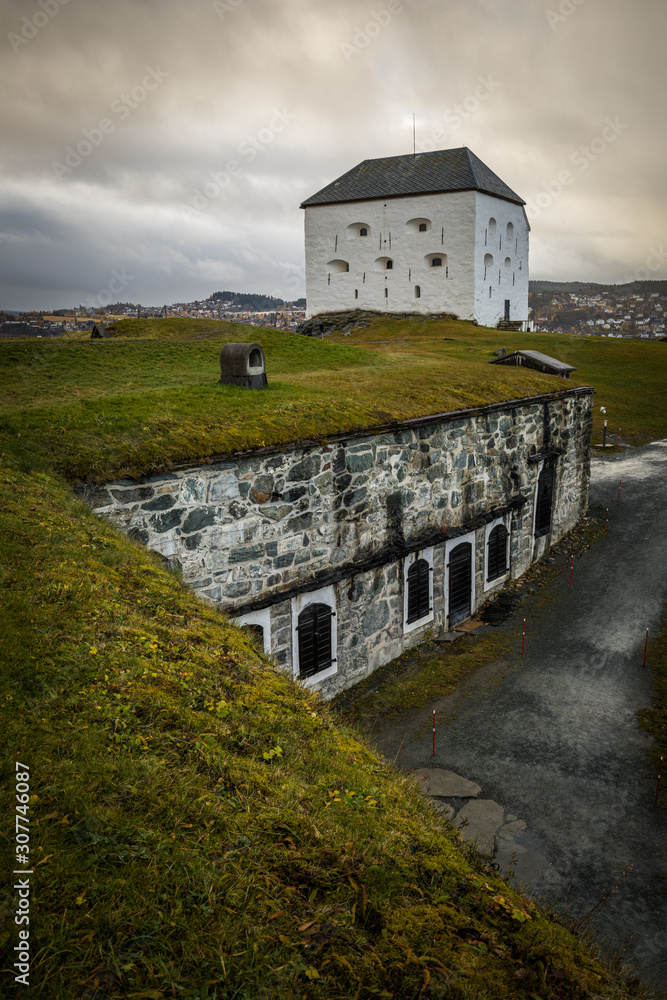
<box><xmin>88</xmin><ymin>387</ymin><xmax>593</xmax><ymax>699</ymax></box>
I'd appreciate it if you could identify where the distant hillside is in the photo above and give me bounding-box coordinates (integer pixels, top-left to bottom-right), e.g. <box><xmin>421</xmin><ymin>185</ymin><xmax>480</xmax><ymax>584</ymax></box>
<box><xmin>208</xmin><ymin>290</ymin><xmax>305</xmax><ymax>310</ymax></box>
<box><xmin>530</xmin><ymin>279</ymin><xmax>667</xmax><ymax>296</ymax></box>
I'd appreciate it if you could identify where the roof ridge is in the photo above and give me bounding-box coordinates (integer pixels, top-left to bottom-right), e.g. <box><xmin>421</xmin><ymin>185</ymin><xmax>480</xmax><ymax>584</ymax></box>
<box><xmin>463</xmin><ymin>147</ymin><xmax>480</xmax><ymax>187</ymax></box>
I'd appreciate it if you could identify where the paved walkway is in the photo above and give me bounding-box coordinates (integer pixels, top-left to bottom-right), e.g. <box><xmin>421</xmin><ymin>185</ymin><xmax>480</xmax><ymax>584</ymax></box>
<box><xmin>367</xmin><ymin>441</ymin><xmax>667</xmax><ymax>993</ymax></box>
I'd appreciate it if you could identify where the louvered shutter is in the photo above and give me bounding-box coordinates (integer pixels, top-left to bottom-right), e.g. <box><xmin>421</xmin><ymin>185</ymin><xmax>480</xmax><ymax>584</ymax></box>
<box><xmin>297</xmin><ymin>603</ymin><xmax>333</xmax><ymax>679</ymax></box>
<box><xmin>407</xmin><ymin>559</ymin><xmax>431</xmax><ymax>623</ymax></box>
<box><xmin>487</xmin><ymin>525</ymin><xmax>508</xmax><ymax>581</ymax></box>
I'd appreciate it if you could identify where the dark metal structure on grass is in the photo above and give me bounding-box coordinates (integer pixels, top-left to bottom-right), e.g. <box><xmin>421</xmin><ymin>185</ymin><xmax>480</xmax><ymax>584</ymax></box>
<box><xmin>489</xmin><ymin>349</ymin><xmax>575</xmax><ymax>378</ymax></box>
<box><xmin>219</xmin><ymin>342</ymin><xmax>267</xmax><ymax>388</ymax></box>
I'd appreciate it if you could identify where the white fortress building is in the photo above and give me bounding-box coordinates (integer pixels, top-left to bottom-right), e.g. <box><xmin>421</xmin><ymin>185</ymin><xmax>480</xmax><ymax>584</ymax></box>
<box><xmin>300</xmin><ymin>147</ymin><xmax>530</xmax><ymax>328</ymax></box>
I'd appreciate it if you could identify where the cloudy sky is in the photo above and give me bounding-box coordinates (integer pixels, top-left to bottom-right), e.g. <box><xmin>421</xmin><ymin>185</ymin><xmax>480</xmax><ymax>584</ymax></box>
<box><xmin>1</xmin><ymin>0</ymin><xmax>665</xmax><ymax>310</ymax></box>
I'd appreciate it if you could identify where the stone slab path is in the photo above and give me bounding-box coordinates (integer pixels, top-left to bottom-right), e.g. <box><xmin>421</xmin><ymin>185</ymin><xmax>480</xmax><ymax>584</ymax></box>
<box><xmin>366</xmin><ymin>441</ymin><xmax>667</xmax><ymax>994</ymax></box>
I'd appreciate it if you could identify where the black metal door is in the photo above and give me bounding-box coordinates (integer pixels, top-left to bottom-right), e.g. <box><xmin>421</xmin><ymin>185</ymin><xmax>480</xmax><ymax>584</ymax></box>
<box><xmin>448</xmin><ymin>543</ymin><xmax>472</xmax><ymax>625</ymax></box>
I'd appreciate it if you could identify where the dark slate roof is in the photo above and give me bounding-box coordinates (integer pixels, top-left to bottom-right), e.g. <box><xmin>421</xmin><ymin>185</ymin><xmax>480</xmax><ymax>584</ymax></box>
<box><xmin>300</xmin><ymin>147</ymin><xmax>525</xmax><ymax>208</ymax></box>
<box><xmin>489</xmin><ymin>350</ymin><xmax>576</xmax><ymax>374</ymax></box>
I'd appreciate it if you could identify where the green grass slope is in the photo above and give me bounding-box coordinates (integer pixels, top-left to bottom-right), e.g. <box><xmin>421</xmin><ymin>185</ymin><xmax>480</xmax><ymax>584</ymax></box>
<box><xmin>327</xmin><ymin>316</ymin><xmax>667</xmax><ymax>445</ymax></box>
<box><xmin>0</xmin><ymin>460</ymin><xmax>649</xmax><ymax>998</ymax></box>
<box><xmin>0</xmin><ymin>316</ymin><xmax>661</xmax><ymax>997</ymax></box>
<box><xmin>0</xmin><ymin>318</ymin><xmax>582</xmax><ymax>483</ymax></box>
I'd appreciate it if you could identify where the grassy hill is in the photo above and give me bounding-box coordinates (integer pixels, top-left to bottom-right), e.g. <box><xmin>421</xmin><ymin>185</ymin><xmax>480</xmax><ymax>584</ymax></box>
<box><xmin>0</xmin><ymin>317</ymin><xmax>663</xmax><ymax>998</ymax></box>
<box><xmin>0</xmin><ymin>317</ymin><xmax>587</xmax><ymax>484</ymax></box>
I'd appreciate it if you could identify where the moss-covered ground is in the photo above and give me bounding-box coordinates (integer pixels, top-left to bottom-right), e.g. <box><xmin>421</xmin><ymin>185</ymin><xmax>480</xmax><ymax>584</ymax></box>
<box><xmin>0</xmin><ymin>317</ymin><xmax>589</xmax><ymax>483</ymax></box>
<box><xmin>326</xmin><ymin>316</ymin><xmax>667</xmax><ymax>447</ymax></box>
<box><xmin>0</xmin><ymin>316</ymin><xmax>663</xmax><ymax>997</ymax></box>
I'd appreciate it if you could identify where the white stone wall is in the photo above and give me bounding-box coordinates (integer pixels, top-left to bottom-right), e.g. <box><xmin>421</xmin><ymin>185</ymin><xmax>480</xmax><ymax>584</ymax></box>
<box><xmin>473</xmin><ymin>192</ymin><xmax>530</xmax><ymax>327</ymax></box>
<box><xmin>303</xmin><ymin>189</ymin><xmax>529</xmax><ymax>325</ymax></box>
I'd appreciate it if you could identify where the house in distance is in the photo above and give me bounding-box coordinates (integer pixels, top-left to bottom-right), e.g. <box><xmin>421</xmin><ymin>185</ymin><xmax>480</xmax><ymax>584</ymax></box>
<box><xmin>300</xmin><ymin>146</ymin><xmax>530</xmax><ymax>328</ymax></box>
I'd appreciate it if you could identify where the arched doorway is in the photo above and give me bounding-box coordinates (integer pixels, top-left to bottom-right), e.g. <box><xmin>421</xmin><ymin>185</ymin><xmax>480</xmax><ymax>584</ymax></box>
<box><xmin>448</xmin><ymin>542</ymin><xmax>472</xmax><ymax>626</ymax></box>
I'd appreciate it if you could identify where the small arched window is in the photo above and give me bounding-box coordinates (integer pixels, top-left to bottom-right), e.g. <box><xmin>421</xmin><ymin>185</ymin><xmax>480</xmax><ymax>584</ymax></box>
<box><xmin>425</xmin><ymin>253</ymin><xmax>447</xmax><ymax>269</ymax></box>
<box><xmin>407</xmin><ymin>559</ymin><xmax>431</xmax><ymax>623</ymax></box>
<box><xmin>297</xmin><ymin>603</ymin><xmax>334</xmax><ymax>679</ymax></box>
<box><xmin>484</xmin><ymin>253</ymin><xmax>493</xmax><ymax>281</ymax></box>
<box><xmin>386</xmin><ymin>259</ymin><xmax>393</xmax><ymax>270</ymax></box>
<box><xmin>487</xmin><ymin>525</ymin><xmax>508</xmax><ymax>581</ymax></box>
<box><xmin>488</xmin><ymin>218</ymin><xmax>497</xmax><ymax>238</ymax></box>
<box><xmin>506</xmin><ymin>222</ymin><xmax>514</xmax><ymax>241</ymax></box>
<box><xmin>405</xmin><ymin>217</ymin><xmax>431</xmax><ymax>234</ymax></box>
<box><xmin>326</xmin><ymin>259</ymin><xmax>349</xmax><ymax>274</ymax></box>
<box><xmin>414</xmin><ymin>285</ymin><xmax>421</xmax><ymax>298</ymax></box>
<box><xmin>360</xmin><ymin>227</ymin><xmax>368</xmax><ymax>236</ymax></box>
<box><xmin>354</xmin><ymin>288</ymin><xmax>358</xmax><ymax>299</ymax></box>
<box><xmin>504</xmin><ymin>256</ymin><xmax>512</xmax><ymax>272</ymax></box>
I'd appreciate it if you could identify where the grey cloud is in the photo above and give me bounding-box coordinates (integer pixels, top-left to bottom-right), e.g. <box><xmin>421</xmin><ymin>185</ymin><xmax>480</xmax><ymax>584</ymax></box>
<box><xmin>1</xmin><ymin>0</ymin><xmax>666</xmax><ymax>309</ymax></box>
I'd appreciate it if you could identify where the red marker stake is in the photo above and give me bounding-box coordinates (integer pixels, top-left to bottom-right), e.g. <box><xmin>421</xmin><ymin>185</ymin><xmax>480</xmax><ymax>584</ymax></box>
<box><xmin>643</xmin><ymin>628</ymin><xmax>649</xmax><ymax>667</ymax></box>
<box><xmin>617</xmin><ymin>477</ymin><xmax>622</xmax><ymax>505</ymax></box>
<box><xmin>522</xmin><ymin>618</ymin><xmax>526</xmax><ymax>656</ymax></box>
<box><xmin>655</xmin><ymin>756</ymin><xmax>663</xmax><ymax>809</ymax></box>
<box><xmin>432</xmin><ymin>710</ymin><xmax>435</xmax><ymax>758</ymax></box>
<box><xmin>570</xmin><ymin>555</ymin><xmax>574</xmax><ymax>588</ymax></box>
<box><xmin>606</xmin><ymin>508</ymin><xmax>609</xmax><ymax>536</ymax></box>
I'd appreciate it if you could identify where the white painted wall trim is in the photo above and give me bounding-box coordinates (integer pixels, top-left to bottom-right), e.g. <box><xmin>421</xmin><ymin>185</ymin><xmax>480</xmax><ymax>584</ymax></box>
<box><xmin>234</xmin><ymin>608</ymin><xmax>272</xmax><ymax>654</ymax></box>
<box><xmin>291</xmin><ymin>584</ymin><xmax>338</xmax><ymax>687</ymax></box>
<box><xmin>483</xmin><ymin>514</ymin><xmax>512</xmax><ymax>593</ymax></box>
<box><xmin>403</xmin><ymin>546</ymin><xmax>435</xmax><ymax>635</ymax></box>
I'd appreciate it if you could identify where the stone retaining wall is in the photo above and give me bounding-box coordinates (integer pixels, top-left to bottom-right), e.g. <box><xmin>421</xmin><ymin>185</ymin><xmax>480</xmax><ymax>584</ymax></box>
<box><xmin>87</xmin><ymin>387</ymin><xmax>593</xmax><ymax>698</ymax></box>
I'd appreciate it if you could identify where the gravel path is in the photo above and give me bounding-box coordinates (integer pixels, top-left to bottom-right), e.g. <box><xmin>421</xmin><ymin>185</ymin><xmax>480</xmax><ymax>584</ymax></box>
<box><xmin>365</xmin><ymin>441</ymin><xmax>667</xmax><ymax>993</ymax></box>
